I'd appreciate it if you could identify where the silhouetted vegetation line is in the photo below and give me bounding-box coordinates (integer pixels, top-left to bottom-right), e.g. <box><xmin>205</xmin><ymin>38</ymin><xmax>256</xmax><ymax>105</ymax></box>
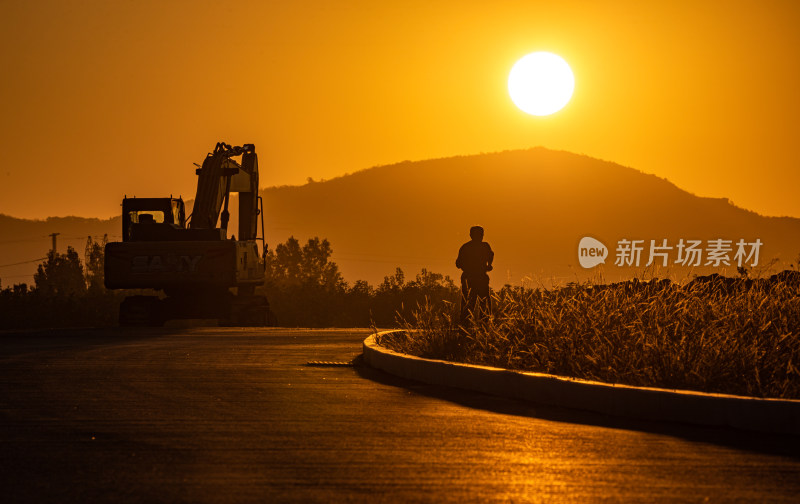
<box><xmin>0</xmin><ymin>236</ymin><xmax>123</xmax><ymax>329</ymax></box>
<box><xmin>379</xmin><ymin>275</ymin><xmax>800</xmax><ymax>400</ymax></box>
<box><xmin>0</xmin><ymin>235</ymin><xmax>459</xmax><ymax>329</ymax></box>
<box><xmin>259</xmin><ymin>236</ymin><xmax>459</xmax><ymax>327</ymax></box>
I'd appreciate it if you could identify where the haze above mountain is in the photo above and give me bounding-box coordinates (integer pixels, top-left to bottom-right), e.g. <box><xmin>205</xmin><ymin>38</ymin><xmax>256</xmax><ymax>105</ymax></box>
<box><xmin>3</xmin><ymin>148</ymin><xmax>799</xmax><ymax>287</ymax></box>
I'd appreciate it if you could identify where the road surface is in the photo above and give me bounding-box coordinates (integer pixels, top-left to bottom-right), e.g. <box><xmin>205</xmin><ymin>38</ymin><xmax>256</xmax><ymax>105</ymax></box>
<box><xmin>1</xmin><ymin>327</ymin><xmax>798</xmax><ymax>502</ymax></box>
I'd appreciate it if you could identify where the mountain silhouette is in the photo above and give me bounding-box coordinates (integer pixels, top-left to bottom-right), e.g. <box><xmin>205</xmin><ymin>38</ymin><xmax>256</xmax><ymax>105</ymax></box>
<box><xmin>3</xmin><ymin>148</ymin><xmax>799</xmax><ymax>287</ymax></box>
<box><xmin>260</xmin><ymin>148</ymin><xmax>800</xmax><ymax>286</ymax></box>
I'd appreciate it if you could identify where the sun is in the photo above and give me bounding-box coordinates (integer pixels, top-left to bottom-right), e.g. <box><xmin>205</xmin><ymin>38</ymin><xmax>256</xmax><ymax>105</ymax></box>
<box><xmin>508</xmin><ymin>52</ymin><xmax>575</xmax><ymax>116</ymax></box>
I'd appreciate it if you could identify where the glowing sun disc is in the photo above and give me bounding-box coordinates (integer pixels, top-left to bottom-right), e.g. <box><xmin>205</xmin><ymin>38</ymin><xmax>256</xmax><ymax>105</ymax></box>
<box><xmin>508</xmin><ymin>52</ymin><xmax>575</xmax><ymax>116</ymax></box>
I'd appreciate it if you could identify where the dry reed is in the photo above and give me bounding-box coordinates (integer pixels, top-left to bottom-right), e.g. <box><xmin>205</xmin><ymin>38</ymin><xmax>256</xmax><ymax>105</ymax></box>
<box><xmin>378</xmin><ymin>276</ymin><xmax>800</xmax><ymax>399</ymax></box>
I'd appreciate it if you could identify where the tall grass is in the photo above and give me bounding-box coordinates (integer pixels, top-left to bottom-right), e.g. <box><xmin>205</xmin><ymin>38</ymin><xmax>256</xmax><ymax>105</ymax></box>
<box><xmin>378</xmin><ymin>276</ymin><xmax>800</xmax><ymax>399</ymax></box>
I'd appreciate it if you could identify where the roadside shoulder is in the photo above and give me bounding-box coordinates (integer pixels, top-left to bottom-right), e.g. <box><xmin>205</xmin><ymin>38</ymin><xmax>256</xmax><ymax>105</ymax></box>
<box><xmin>363</xmin><ymin>330</ymin><xmax>800</xmax><ymax>436</ymax></box>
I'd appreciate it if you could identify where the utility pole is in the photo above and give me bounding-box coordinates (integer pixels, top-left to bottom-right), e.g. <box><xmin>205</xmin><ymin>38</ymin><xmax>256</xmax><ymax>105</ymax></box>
<box><xmin>49</xmin><ymin>232</ymin><xmax>60</xmax><ymax>253</ymax></box>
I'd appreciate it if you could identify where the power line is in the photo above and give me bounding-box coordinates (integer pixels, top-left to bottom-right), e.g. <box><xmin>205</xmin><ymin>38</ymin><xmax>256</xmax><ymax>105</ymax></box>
<box><xmin>0</xmin><ymin>235</ymin><xmax>121</xmax><ymax>248</ymax></box>
<box><xmin>0</xmin><ymin>257</ymin><xmax>47</xmax><ymax>268</ymax></box>
<box><xmin>334</xmin><ymin>256</ymin><xmax>451</xmax><ymax>266</ymax></box>
<box><xmin>0</xmin><ymin>235</ymin><xmax>50</xmax><ymax>245</ymax></box>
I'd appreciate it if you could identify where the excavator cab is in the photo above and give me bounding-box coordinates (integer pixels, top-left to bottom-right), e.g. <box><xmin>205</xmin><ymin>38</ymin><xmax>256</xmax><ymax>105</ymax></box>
<box><xmin>122</xmin><ymin>197</ymin><xmax>186</xmax><ymax>242</ymax></box>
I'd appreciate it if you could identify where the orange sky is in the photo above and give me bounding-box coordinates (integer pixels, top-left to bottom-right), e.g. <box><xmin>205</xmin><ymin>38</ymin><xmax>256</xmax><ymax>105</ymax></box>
<box><xmin>2</xmin><ymin>0</ymin><xmax>799</xmax><ymax>219</ymax></box>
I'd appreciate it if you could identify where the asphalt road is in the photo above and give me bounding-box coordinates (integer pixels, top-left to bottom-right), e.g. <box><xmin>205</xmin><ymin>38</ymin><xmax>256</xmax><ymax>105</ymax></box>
<box><xmin>1</xmin><ymin>327</ymin><xmax>799</xmax><ymax>503</ymax></box>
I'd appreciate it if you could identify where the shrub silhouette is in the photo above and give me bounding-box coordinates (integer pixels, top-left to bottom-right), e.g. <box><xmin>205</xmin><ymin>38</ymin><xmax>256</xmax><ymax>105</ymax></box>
<box><xmin>260</xmin><ymin>237</ymin><xmax>458</xmax><ymax>327</ymax></box>
<box><xmin>1</xmin><ymin>238</ymin><xmax>121</xmax><ymax>328</ymax></box>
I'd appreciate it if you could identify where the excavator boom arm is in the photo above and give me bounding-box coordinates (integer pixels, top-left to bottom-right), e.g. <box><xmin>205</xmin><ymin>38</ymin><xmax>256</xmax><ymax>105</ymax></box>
<box><xmin>190</xmin><ymin>142</ymin><xmax>257</xmax><ymax>235</ymax></box>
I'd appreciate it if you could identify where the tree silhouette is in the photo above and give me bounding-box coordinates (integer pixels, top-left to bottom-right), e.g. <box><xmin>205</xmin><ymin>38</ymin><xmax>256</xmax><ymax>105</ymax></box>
<box><xmin>407</xmin><ymin>268</ymin><xmax>456</xmax><ymax>294</ymax></box>
<box><xmin>378</xmin><ymin>267</ymin><xmax>405</xmax><ymax>293</ymax></box>
<box><xmin>265</xmin><ymin>236</ymin><xmax>345</xmax><ymax>291</ymax></box>
<box><xmin>33</xmin><ymin>246</ymin><xmax>86</xmax><ymax>297</ymax></box>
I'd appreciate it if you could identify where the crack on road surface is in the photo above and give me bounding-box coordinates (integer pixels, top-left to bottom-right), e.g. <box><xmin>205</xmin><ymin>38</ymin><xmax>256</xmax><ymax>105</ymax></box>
<box><xmin>305</xmin><ymin>354</ymin><xmax>364</xmax><ymax>367</ymax></box>
<box><xmin>305</xmin><ymin>360</ymin><xmax>355</xmax><ymax>367</ymax></box>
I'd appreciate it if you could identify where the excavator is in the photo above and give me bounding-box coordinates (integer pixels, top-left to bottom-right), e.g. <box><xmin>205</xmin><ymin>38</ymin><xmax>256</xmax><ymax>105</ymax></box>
<box><xmin>104</xmin><ymin>143</ymin><xmax>273</xmax><ymax>326</ymax></box>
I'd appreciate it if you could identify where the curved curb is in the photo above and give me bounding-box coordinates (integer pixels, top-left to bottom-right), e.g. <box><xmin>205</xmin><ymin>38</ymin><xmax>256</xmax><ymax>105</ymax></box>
<box><xmin>363</xmin><ymin>331</ymin><xmax>800</xmax><ymax>436</ymax></box>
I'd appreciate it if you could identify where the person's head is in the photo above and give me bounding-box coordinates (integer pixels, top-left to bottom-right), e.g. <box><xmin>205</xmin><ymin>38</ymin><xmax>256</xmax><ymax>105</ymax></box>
<box><xmin>469</xmin><ymin>226</ymin><xmax>484</xmax><ymax>241</ymax></box>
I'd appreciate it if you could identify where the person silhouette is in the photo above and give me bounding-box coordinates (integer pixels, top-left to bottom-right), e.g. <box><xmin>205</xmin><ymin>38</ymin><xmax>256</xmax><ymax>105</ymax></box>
<box><xmin>455</xmin><ymin>226</ymin><xmax>494</xmax><ymax>323</ymax></box>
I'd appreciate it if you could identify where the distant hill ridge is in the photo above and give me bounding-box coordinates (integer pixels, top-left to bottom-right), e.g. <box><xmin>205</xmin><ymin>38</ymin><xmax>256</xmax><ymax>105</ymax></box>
<box><xmin>260</xmin><ymin>148</ymin><xmax>800</xmax><ymax>285</ymax></box>
<box><xmin>3</xmin><ymin>148</ymin><xmax>799</xmax><ymax>286</ymax></box>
